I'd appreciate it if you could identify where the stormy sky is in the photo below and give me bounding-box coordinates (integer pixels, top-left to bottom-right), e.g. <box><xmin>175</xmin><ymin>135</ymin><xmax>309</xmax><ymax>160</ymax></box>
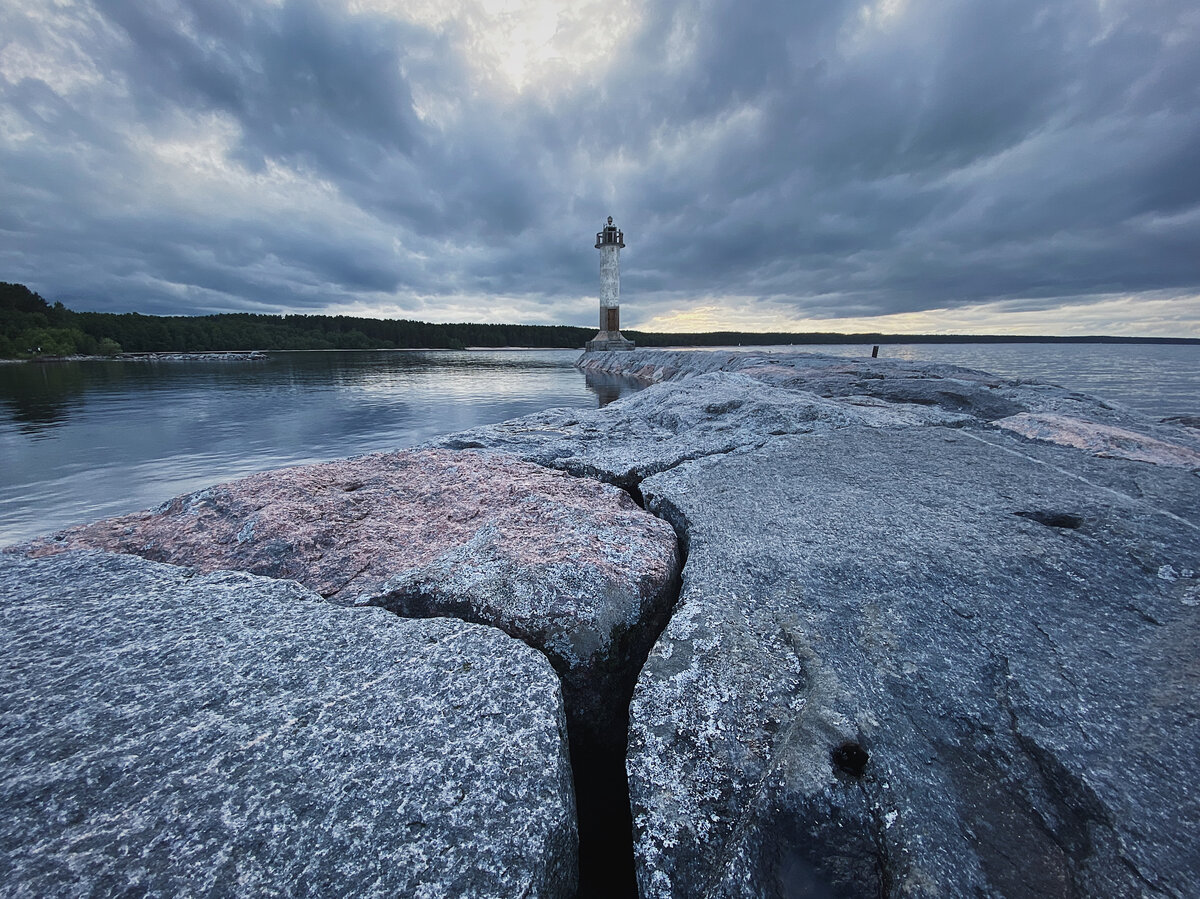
<box><xmin>2</xmin><ymin>0</ymin><xmax>1198</xmax><ymax>335</ymax></box>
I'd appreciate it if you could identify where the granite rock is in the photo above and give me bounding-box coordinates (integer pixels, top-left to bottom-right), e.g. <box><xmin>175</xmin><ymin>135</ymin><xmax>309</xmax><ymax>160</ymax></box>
<box><xmin>440</xmin><ymin>350</ymin><xmax>1200</xmax><ymax>496</ymax></box>
<box><xmin>0</xmin><ymin>551</ymin><xmax>577</xmax><ymax>897</ymax></box>
<box><xmin>434</xmin><ymin>372</ymin><xmax>970</xmax><ymax>490</ymax></box>
<box><xmin>14</xmin><ymin>448</ymin><xmax>680</xmax><ymax>751</ymax></box>
<box><xmin>10</xmin><ymin>346</ymin><xmax>1197</xmax><ymax>897</ymax></box>
<box><xmin>628</xmin><ymin>423</ymin><xmax>1200</xmax><ymax>898</ymax></box>
<box><xmin>441</xmin><ymin>349</ymin><xmax>1200</xmax><ymax>896</ymax></box>
<box><xmin>582</xmin><ymin>347</ymin><xmax>1200</xmax><ymax>444</ymax></box>
<box><xmin>996</xmin><ymin>411</ymin><xmax>1200</xmax><ymax>469</ymax></box>
<box><xmin>579</xmin><ymin>348</ymin><xmax>1037</xmax><ymax>422</ymax></box>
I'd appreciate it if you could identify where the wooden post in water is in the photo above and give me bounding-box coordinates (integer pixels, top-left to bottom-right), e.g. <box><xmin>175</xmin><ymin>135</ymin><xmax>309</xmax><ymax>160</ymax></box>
<box><xmin>871</xmin><ymin>345</ymin><xmax>880</xmax><ymax>358</ymax></box>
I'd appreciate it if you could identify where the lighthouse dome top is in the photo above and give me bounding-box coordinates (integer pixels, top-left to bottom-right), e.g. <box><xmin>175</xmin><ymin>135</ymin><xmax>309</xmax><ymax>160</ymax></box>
<box><xmin>595</xmin><ymin>216</ymin><xmax>625</xmax><ymax>249</ymax></box>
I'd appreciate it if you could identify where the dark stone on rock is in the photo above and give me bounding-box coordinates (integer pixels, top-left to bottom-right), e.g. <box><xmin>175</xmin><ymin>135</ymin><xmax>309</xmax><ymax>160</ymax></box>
<box><xmin>0</xmin><ymin>551</ymin><xmax>577</xmax><ymax>897</ymax></box>
<box><xmin>1163</xmin><ymin>413</ymin><xmax>1200</xmax><ymax>430</ymax></box>
<box><xmin>12</xmin><ymin>449</ymin><xmax>680</xmax><ymax>753</ymax></box>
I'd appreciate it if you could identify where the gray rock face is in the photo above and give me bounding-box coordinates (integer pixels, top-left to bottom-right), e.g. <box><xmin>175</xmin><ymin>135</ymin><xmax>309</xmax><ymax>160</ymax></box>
<box><xmin>8</xmin><ymin>346</ymin><xmax>1197</xmax><ymax>898</ymax></box>
<box><xmin>629</xmin><ymin>421</ymin><xmax>1200</xmax><ymax>897</ymax></box>
<box><xmin>0</xmin><ymin>551</ymin><xmax>577</xmax><ymax>898</ymax></box>
<box><xmin>582</xmin><ymin>347</ymin><xmax>1200</xmax><ymax>445</ymax></box>
<box><xmin>436</xmin><ymin>349</ymin><xmax>1200</xmax><ymax>897</ymax></box>
<box><xmin>435</xmin><ymin>371</ymin><xmax>970</xmax><ymax>490</ymax></box>
<box><xmin>14</xmin><ymin>449</ymin><xmax>680</xmax><ymax>754</ymax></box>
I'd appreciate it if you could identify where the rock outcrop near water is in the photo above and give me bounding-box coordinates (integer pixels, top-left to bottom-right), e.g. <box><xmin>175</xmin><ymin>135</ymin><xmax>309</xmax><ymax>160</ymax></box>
<box><xmin>0</xmin><ymin>551</ymin><xmax>576</xmax><ymax>897</ymax></box>
<box><xmin>5</xmin><ymin>347</ymin><xmax>1199</xmax><ymax>897</ymax></box>
<box><xmin>19</xmin><ymin>448</ymin><xmax>680</xmax><ymax>754</ymax></box>
<box><xmin>440</xmin><ymin>349</ymin><xmax>1200</xmax><ymax>897</ymax></box>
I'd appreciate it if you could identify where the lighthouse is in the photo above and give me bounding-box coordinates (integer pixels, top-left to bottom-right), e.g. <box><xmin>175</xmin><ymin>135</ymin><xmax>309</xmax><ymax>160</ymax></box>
<box><xmin>585</xmin><ymin>216</ymin><xmax>635</xmax><ymax>352</ymax></box>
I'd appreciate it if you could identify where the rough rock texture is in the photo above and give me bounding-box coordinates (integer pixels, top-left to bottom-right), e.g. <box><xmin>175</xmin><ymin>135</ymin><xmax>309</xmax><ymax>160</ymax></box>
<box><xmin>437</xmin><ymin>349</ymin><xmax>1200</xmax><ymax>897</ymax></box>
<box><xmin>582</xmin><ymin>347</ymin><xmax>1200</xmax><ymax>445</ymax></box>
<box><xmin>434</xmin><ymin>371</ymin><xmax>970</xmax><ymax>491</ymax></box>
<box><xmin>0</xmin><ymin>551</ymin><xmax>577</xmax><ymax>898</ymax></box>
<box><xmin>632</xmin><ymin>427</ymin><xmax>1200</xmax><ymax>897</ymax></box>
<box><xmin>440</xmin><ymin>351</ymin><xmax>1200</xmax><ymax>495</ymax></box>
<box><xmin>14</xmin><ymin>448</ymin><xmax>680</xmax><ymax>751</ymax></box>
<box><xmin>996</xmin><ymin>411</ymin><xmax>1200</xmax><ymax>468</ymax></box>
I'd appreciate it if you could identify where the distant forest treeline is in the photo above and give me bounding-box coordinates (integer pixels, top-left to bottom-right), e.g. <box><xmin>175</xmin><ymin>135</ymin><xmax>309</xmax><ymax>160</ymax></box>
<box><xmin>2</xmin><ymin>281</ymin><xmax>1196</xmax><ymax>359</ymax></box>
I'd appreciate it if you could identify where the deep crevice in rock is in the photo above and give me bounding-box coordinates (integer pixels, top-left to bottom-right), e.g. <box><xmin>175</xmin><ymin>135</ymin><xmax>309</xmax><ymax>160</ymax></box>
<box><xmin>624</xmin><ymin>481</ymin><xmax>646</xmax><ymax>509</ymax></box>
<box><xmin>365</xmin><ymin>466</ymin><xmax>687</xmax><ymax>899</ymax></box>
<box><xmin>573</xmin><ymin>477</ymin><xmax>686</xmax><ymax>898</ymax></box>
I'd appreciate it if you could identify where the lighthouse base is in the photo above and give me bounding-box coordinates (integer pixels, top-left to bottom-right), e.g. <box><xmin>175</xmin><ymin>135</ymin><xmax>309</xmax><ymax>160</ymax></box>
<box><xmin>585</xmin><ymin>331</ymin><xmax>635</xmax><ymax>352</ymax></box>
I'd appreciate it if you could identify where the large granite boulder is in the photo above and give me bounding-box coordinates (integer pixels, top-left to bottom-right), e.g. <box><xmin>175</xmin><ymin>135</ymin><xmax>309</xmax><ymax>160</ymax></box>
<box><xmin>627</xmin><ymin>416</ymin><xmax>1200</xmax><ymax>896</ymax></box>
<box><xmin>14</xmin><ymin>449</ymin><xmax>680</xmax><ymax>755</ymax></box>
<box><xmin>0</xmin><ymin>551</ymin><xmax>577</xmax><ymax>897</ymax></box>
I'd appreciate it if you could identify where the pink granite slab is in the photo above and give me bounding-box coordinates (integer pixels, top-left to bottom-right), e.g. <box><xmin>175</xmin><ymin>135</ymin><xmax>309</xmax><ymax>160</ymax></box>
<box><xmin>16</xmin><ymin>449</ymin><xmax>680</xmax><ymax>731</ymax></box>
<box><xmin>994</xmin><ymin>412</ymin><xmax>1200</xmax><ymax>468</ymax></box>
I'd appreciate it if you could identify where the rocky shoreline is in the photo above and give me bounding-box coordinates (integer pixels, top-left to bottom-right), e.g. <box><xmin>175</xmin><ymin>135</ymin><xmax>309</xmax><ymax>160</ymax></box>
<box><xmin>2</xmin><ymin>351</ymin><xmax>269</xmax><ymax>364</ymax></box>
<box><xmin>3</xmin><ymin>348</ymin><xmax>1198</xmax><ymax>896</ymax></box>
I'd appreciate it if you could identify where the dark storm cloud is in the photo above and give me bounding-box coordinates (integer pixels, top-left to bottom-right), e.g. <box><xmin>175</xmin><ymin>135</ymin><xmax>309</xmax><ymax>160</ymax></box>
<box><xmin>1</xmin><ymin>0</ymin><xmax>1197</xmax><ymax>330</ymax></box>
<box><xmin>93</xmin><ymin>0</ymin><xmax>426</xmax><ymax>168</ymax></box>
<box><xmin>607</xmin><ymin>0</ymin><xmax>1200</xmax><ymax>318</ymax></box>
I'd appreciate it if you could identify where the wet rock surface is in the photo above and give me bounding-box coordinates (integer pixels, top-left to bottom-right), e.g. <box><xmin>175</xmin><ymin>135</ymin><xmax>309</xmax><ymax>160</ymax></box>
<box><xmin>15</xmin><ymin>448</ymin><xmax>680</xmax><ymax>753</ymax></box>
<box><xmin>444</xmin><ymin>349</ymin><xmax>1200</xmax><ymax>897</ymax></box>
<box><xmin>0</xmin><ymin>551</ymin><xmax>577</xmax><ymax>897</ymax></box>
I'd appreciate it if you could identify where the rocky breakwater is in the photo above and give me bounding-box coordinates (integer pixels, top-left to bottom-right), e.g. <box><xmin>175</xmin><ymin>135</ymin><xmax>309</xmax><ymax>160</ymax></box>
<box><xmin>7</xmin><ymin>449</ymin><xmax>680</xmax><ymax>894</ymax></box>
<box><xmin>435</xmin><ymin>348</ymin><xmax>1200</xmax><ymax>897</ymax></box>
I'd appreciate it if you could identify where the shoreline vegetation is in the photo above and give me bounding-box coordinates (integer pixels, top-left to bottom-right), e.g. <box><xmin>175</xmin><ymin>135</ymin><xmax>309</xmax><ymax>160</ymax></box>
<box><xmin>4</xmin><ymin>281</ymin><xmax>1197</xmax><ymax>361</ymax></box>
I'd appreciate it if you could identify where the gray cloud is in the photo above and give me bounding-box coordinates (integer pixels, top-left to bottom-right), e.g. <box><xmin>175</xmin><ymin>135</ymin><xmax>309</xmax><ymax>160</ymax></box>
<box><xmin>0</xmin><ymin>0</ymin><xmax>1197</xmax><ymax>332</ymax></box>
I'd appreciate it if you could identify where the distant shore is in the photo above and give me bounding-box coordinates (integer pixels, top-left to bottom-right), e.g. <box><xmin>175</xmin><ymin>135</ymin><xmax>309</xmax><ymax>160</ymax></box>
<box><xmin>1</xmin><ymin>351</ymin><xmax>269</xmax><ymax>364</ymax></box>
<box><xmin>3</xmin><ymin>334</ymin><xmax>1199</xmax><ymax>365</ymax></box>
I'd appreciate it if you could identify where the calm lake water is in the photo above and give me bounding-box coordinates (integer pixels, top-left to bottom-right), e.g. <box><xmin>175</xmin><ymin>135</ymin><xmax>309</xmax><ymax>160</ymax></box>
<box><xmin>1</xmin><ymin>343</ymin><xmax>1196</xmax><ymax>545</ymax></box>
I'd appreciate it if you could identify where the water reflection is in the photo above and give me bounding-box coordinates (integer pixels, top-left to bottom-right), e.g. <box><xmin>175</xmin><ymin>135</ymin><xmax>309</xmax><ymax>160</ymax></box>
<box><xmin>584</xmin><ymin>369</ymin><xmax>638</xmax><ymax>407</ymax></box>
<box><xmin>0</xmin><ymin>350</ymin><xmax>646</xmax><ymax>545</ymax></box>
<box><xmin>0</xmin><ymin>363</ymin><xmax>91</xmax><ymax>435</ymax></box>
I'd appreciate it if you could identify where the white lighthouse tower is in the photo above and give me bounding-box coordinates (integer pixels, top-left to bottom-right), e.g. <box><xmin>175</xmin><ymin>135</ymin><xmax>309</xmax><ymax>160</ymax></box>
<box><xmin>585</xmin><ymin>216</ymin><xmax>635</xmax><ymax>352</ymax></box>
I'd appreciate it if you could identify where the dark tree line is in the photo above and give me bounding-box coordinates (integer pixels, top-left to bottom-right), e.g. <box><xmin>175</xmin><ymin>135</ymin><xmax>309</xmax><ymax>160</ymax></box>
<box><xmin>1</xmin><ymin>283</ymin><xmax>600</xmax><ymax>356</ymax></box>
<box><xmin>3</xmin><ymin>282</ymin><xmax>1194</xmax><ymax>359</ymax></box>
<box><xmin>1</xmin><ymin>283</ymin><xmax>124</xmax><ymax>358</ymax></box>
